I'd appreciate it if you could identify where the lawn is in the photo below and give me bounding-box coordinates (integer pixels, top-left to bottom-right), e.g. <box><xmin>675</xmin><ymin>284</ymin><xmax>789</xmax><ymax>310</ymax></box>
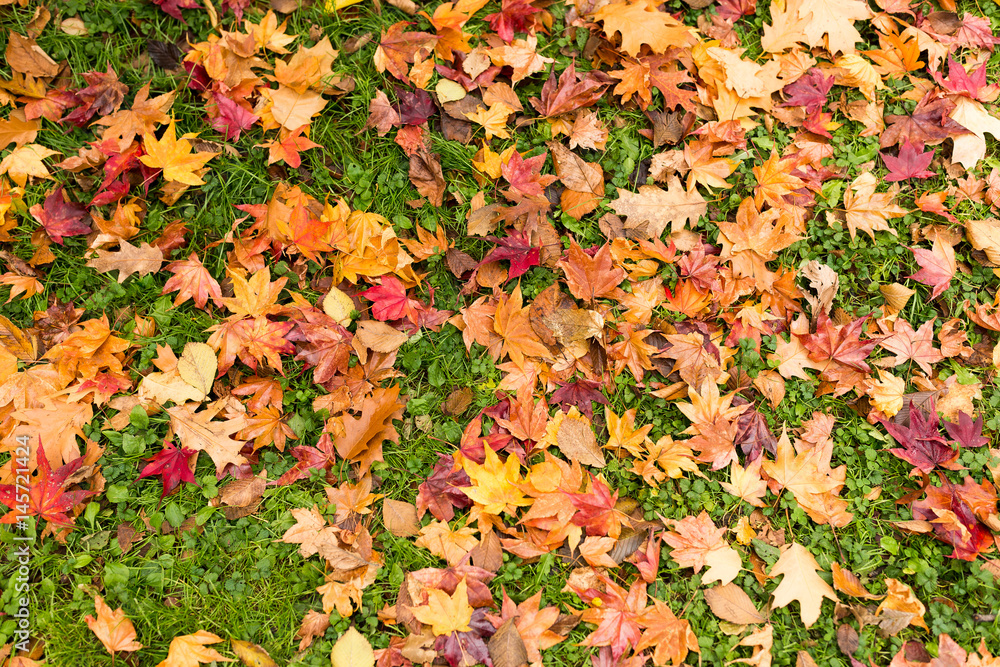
<box><xmin>1</xmin><ymin>0</ymin><xmax>1000</xmax><ymax>665</ymax></box>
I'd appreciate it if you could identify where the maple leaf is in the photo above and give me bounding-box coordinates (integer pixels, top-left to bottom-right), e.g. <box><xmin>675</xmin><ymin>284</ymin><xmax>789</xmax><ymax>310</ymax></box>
<box><xmin>480</xmin><ymin>231</ymin><xmax>541</xmax><ymax>279</ymax></box>
<box><xmin>761</xmin><ymin>427</ymin><xmax>852</xmax><ymax>527</ymax></box>
<box><xmin>151</xmin><ymin>0</ymin><xmax>201</xmax><ymax>22</ymax></box>
<box><xmin>156</xmin><ymin>630</ymin><xmax>232</xmax><ymax>667</ymax></box>
<box><xmin>484</xmin><ymin>0</ymin><xmax>542</xmax><ymax>42</ymax></box>
<box><xmin>0</xmin><ymin>143</ymin><xmax>60</xmax><ymax>188</ymax></box>
<box><xmin>373</xmin><ymin>21</ymin><xmax>438</xmax><ymax>84</ymax></box>
<box><xmin>752</xmin><ymin>152</ymin><xmax>804</xmax><ymax>209</ymax></box>
<box><xmin>840</xmin><ymin>172</ymin><xmax>907</xmax><ymax>240</ymax></box>
<box><xmin>908</xmin><ymin>238</ymin><xmax>956</xmax><ymax>300</ymax></box>
<box><xmin>94</xmin><ymin>84</ymin><xmax>175</xmax><ymax>152</ymax></box>
<box><xmin>140</xmin><ymin>118</ymin><xmax>218</xmax><ymax>186</ymax></box>
<box><xmin>800</xmin><ymin>312</ymin><xmax>877</xmax><ymax>372</ymax></box>
<box><xmin>29</xmin><ymin>186</ymin><xmax>92</xmax><ymax>246</ymax></box>
<box><xmin>882</xmin><ymin>138</ymin><xmax>935</xmax><ymax>182</ymax></box>
<box><xmin>86</xmin><ymin>240</ymin><xmax>164</xmax><ymax>283</ymax></box>
<box><xmin>162</xmin><ymin>253</ymin><xmax>224</xmax><ymax>310</ymax></box>
<box><xmin>0</xmin><ymin>109</ymin><xmax>39</xmax><ymax>150</ymax></box>
<box><xmin>573</xmin><ymin>575</ymin><xmax>645</xmax><ymax>661</ymax></box>
<box><xmin>720</xmin><ymin>458</ymin><xmax>768</xmax><ymax>507</ymax></box>
<box><xmin>411</xmin><ymin>577</ymin><xmax>475</xmax><ymax>636</ymax></box>
<box><xmin>417</xmin><ymin>456</ymin><xmax>473</xmax><ymax>523</ymax></box>
<box><xmin>779</xmin><ymin>68</ymin><xmax>834</xmax><ymax>113</ymax></box>
<box><xmin>493</xmin><ymin>284</ymin><xmax>552</xmax><ymax>369</ymax></box>
<box><xmin>932</xmin><ymin>56</ymin><xmax>996</xmax><ymax>101</ymax></box>
<box><xmin>569</xmin><ymin>475</ymin><xmax>629</xmax><ymax>539</ymax></box>
<box><xmin>457</xmin><ymin>446</ymin><xmax>531</xmax><ymax>516</ymax></box>
<box><xmin>210</xmin><ymin>93</ymin><xmax>257</xmax><ymax>142</ymax></box>
<box><xmin>635</xmin><ymin>599</ymin><xmax>700</xmax><ymax>667</ymax></box>
<box><xmin>593</xmin><ymin>0</ymin><xmax>696</xmax><ymax>58</ymax></box>
<box><xmin>911</xmin><ymin>477</ymin><xmax>996</xmax><ymax>560</ymax></box>
<box><xmin>876</xmin><ymin>398</ymin><xmax>960</xmax><ymax>473</ymax></box>
<box><xmin>138</xmin><ymin>439</ymin><xmax>199</xmax><ymax>500</ymax></box>
<box><xmin>663</xmin><ymin>512</ymin><xmax>742</xmax><ymax>585</ymax></box>
<box><xmin>880</xmin><ymin>93</ymin><xmax>966</xmax><ymax>148</ymax></box>
<box><xmin>167</xmin><ymin>401</ymin><xmax>249</xmax><ymax>475</ymax></box>
<box><xmin>85</xmin><ymin>595</ymin><xmax>143</xmax><ymax>655</ymax></box>
<box><xmin>259</xmin><ymin>125</ymin><xmax>321</xmax><ymax>168</ymax></box>
<box><xmin>489</xmin><ymin>590</ymin><xmax>566</xmax><ymax>665</ymax></box>
<box><xmin>557</xmin><ymin>241</ymin><xmax>626</xmax><ymax>303</ymax></box>
<box><xmin>529</xmin><ymin>62</ymin><xmax>612</xmax><ymax>118</ymax></box>
<box><xmin>877</xmin><ymin>317</ymin><xmax>943</xmax><ymax>375</ymax></box>
<box><xmin>0</xmin><ymin>445</ymin><xmax>95</xmax><ymax>527</ymax></box>
<box><xmin>943</xmin><ymin>412</ymin><xmax>989</xmax><ymax>449</ymax></box>
<box><xmin>768</xmin><ymin>542</ymin><xmax>838</xmax><ymax>627</ymax></box>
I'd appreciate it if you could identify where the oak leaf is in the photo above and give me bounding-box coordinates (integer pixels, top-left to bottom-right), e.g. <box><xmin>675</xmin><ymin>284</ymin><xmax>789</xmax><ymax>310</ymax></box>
<box><xmin>167</xmin><ymin>401</ymin><xmax>249</xmax><ymax>475</ymax></box>
<box><xmin>768</xmin><ymin>542</ymin><xmax>838</xmax><ymax>627</ymax></box>
<box><xmin>593</xmin><ymin>0</ymin><xmax>697</xmax><ymax>58</ymax></box>
<box><xmin>607</xmin><ymin>175</ymin><xmax>706</xmax><ymax>240</ymax></box>
<box><xmin>86</xmin><ymin>240</ymin><xmax>164</xmax><ymax>283</ymax></box>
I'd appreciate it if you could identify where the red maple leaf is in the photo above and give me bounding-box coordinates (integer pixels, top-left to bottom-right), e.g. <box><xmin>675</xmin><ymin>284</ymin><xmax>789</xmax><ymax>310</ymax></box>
<box><xmin>287</xmin><ymin>309</ymin><xmax>353</xmax><ymax>385</ymax></box>
<box><xmin>485</xmin><ymin>0</ymin><xmax>542</xmax><ymax>42</ymax></box>
<box><xmin>550</xmin><ymin>379</ymin><xmax>609</xmax><ymax>420</ymax></box>
<box><xmin>574</xmin><ymin>574</ymin><xmax>646</xmax><ymax>662</ymax></box>
<box><xmin>29</xmin><ymin>186</ymin><xmax>92</xmax><ymax>245</ymax></box>
<box><xmin>716</xmin><ymin>0</ymin><xmax>756</xmax><ymax>19</ymax></box>
<box><xmin>931</xmin><ymin>57</ymin><xmax>997</xmax><ymax>101</ymax></box>
<box><xmin>876</xmin><ymin>397</ymin><xmax>960</xmax><ymax>473</ymax></box>
<box><xmin>880</xmin><ymin>92</ymin><xmax>968</xmax><ymax>148</ymax></box>
<box><xmin>800</xmin><ymin>312</ymin><xmax>878</xmax><ymax>371</ymax></box>
<box><xmin>943</xmin><ymin>412</ymin><xmax>990</xmax><ymax>449</ymax></box>
<box><xmin>501</xmin><ymin>150</ymin><xmax>557</xmax><ymax>198</ymax></box>
<box><xmin>779</xmin><ymin>68</ymin><xmax>834</xmax><ymax>113</ymax></box>
<box><xmin>138</xmin><ymin>440</ymin><xmax>199</xmax><ymax>500</ymax></box>
<box><xmin>529</xmin><ymin>63</ymin><xmax>612</xmax><ymax>118</ymax></box>
<box><xmin>0</xmin><ymin>445</ymin><xmax>96</xmax><ymax>527</ymax></box>
<box><xmin>480</xmin><ymin>231</ymin><xmax>541</xmax><ymax>278</ymax></box>
<box><xmin>569</xmin><ymin>476</ymin><xmax>626</xmax><ymax>538</ymax></box>
<box><xmin>211</xmin><ymin>93</ymin><xmax>257</xmax><ymax>141</ymax></box>
<box><xmin>911</xmin><ymin>476</ymin><xmax>996</xmax><ymax>560</ymax></box>
<box><xmin>361</xmin><ymin>275</ymin><xmax>419</xmax><ymax>321</ymax></box>
<box><xmin>882</xmin><ymin>138</ymin><xmax>935</xmax><ymax>181</ymax></box>
<box><xmin>908</xmin><ymin>239</ymin><xmax>955</xmax><ymax>300</ymax></box>
<box><xmin>151</xmin><ymin>0</ymin><xmax>201</xmax><ymax>23</ymax></box>
<box><xmin>416</xmin><ymin>454</ymin><xmax>473</xmax><ymax>521</ymax></box>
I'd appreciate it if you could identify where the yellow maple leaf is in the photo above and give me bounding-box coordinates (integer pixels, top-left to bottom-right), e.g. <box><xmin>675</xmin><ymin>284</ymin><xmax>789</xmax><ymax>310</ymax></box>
<box><xmin>457</xmin><ymin>446</ymin><xmax>531</xmax><ymax>516</ymax></box>
<box><xmin>0</xmin><ymin>143</ymin><xmax>59</xmax><ymax>187</ymax></box>
<box><xmin>465</xmin><ymin>103</ymin><xmax>512</xmax><ymax>140</ymax></box>
<box><xmin>409</xmin><ymin>578</ymin><xmax>474</xmax><ymax>636</ymax></box>
<box><xmin>139</xmin><ymin>118</ymin><xmax>218</xmax><ymax>186</ymax></box>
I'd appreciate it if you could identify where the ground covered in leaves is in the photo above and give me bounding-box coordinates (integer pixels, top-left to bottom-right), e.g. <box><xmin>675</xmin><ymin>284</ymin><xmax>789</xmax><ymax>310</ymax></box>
<box><xmin>2</xmin><ymin>0</ymin><xmax>1000</xmax><ymax>665</ymax></box>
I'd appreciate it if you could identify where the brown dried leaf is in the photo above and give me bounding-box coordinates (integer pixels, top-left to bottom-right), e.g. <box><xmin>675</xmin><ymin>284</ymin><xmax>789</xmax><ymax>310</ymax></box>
<box><xmin>703</xmin><ymin>583</ymin><xmax>766</xmax><ymax>625</ymax></box>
